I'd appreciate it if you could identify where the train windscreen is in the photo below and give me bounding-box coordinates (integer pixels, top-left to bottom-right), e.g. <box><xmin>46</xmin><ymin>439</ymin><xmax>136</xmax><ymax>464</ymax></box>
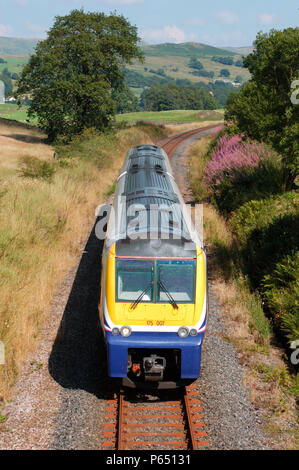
<box><xmin>157</xmin><ymin>260</ymin><xmax>195</xmax><ymax>303</ymax></box>
<box><xmin>116</xmin><ymin>260</ymin><xmax>154</xmax><ymax>302</ymax></box>
<box><xmin>116</xmin><ymin>259</ymin><xmax>196</xmax><ymax>304</ymax></box>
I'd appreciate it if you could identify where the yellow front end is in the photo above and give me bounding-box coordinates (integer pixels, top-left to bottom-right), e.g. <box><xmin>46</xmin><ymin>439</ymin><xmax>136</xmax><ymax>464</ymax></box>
<box><xmin>105</xmin><ymin>243</ymin><xmax>206</xmax><ymax>328</ymax></box>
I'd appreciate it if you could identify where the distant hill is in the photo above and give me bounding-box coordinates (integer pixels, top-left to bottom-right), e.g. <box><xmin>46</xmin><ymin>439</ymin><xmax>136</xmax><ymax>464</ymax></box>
<box><xmin>0</xmin><ymin>37</ymin><xmax>39</xmax><ymax>56</ymax></box>
<box><xmin>127</xmin><ymin>41</ymin><xmax>250</xmax><ymax>94</ymax></box>
<box><xmin>142</xmin><ymin>42</ymin><xmax>237</xmax><ymax>58</ymax></box>
<box><xmin>222</xmin><ymin>46</ymin><xmax>254</xmax><ymax>56</ymax></box>
<box><xmin>0</xmin><ymin>37</ymin><xmax>251</xmax><ymax>107</ymax></box>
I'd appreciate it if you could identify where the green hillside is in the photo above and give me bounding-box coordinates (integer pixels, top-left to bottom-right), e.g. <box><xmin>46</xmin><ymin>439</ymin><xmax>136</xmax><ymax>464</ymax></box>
<box><xmin>222</xmin><ymin>46</ymin><xmax>254</xmax><ymax>55</ymax></box>
<box><xmin>0</xmin><ymin>36</ymin><xmax>39</xmax><ymax>55</ymax></box>
<box><xmin>142</xmin><ymin>42</ymin><xmax>237</xmax><ymax>57</ymax></box>
<box><xmin>125</xmin><ymin>41</ymin><xmax>251</xmax><ymax>91</ymax></box>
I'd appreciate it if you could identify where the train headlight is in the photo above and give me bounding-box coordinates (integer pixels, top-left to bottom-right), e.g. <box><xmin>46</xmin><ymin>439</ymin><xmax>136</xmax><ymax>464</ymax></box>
<box><xmin>190</xmin><ymin>329</ymin><xmax>198</xmax><ymax>337</ymax></box>
<box><xmin>178</xmin><ymin>327</ymin><xmax>189</xmax><ymax>338</ymax></box>
<box><xmin>112</xmin><ymin>327</ymin><xmax>120</xmax><ymax>336</ymax></box>
<box><xmin>120</xmin><ymin>326</ymin><xmax>132</xmax><ymax>337</ymax></box>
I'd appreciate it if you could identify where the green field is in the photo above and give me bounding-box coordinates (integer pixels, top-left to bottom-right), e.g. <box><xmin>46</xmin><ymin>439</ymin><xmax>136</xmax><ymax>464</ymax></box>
<box><xmin>0</xmin><ymin>104</ymin><xmax>38</xmax><ymax>124</ymax></box>
<box><xmin>131</xmin><ymin>87</ymin><xmax>145</xmax><ymax>97</ymax></box>
<box><xmin>0</xmin><ymin>56</ymin><xmax>29</xmax><ymax>75</ymax></box>
<box><xmin>116</xmin><ymin>109</ymin><xmax>224</xmax><ymax>123</ymax></box>
<box><xmin>0</xmin><ymin>107</ymin><xmax>223</xmax><ymax>126</ymax></box>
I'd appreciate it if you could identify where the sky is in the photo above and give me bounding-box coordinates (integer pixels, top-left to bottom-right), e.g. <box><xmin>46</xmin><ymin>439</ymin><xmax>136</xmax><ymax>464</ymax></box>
<box><xmin>0</xmin><ymin>0</ymin><xmax>298</xmax><ymax>47</ymax></box>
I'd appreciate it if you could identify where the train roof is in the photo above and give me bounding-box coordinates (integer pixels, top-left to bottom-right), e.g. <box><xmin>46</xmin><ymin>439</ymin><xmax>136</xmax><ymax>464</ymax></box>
<box><xmin>105</xmin><ymin>145</ymin><xmax>202</xmax><ymax>255</ymax></box>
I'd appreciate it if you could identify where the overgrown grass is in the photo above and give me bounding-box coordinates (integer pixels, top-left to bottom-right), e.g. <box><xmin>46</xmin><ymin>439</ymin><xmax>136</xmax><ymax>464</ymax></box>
<box><xmin>0</xmin><ymin>122</ymin><xmax>165</xmax><ymax>401</ymax></box>
<box><xmin>19</xmin><ymin>155</ymin><xmax>56</xmax><ymax>181</ymax></box>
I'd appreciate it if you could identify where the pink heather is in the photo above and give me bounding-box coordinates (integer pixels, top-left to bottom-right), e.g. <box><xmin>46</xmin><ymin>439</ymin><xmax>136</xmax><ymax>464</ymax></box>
<box><xmin>204</xmin><ymin>135</ymin><xmax>272</xmax><ymax>189</ymax></box>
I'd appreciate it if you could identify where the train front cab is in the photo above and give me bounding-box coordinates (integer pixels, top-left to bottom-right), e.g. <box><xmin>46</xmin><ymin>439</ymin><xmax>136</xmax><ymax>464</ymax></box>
<box><xmin>101</xmin><ymin>240</ymin><xmax>208</xmax><ymax>389</ymax></box>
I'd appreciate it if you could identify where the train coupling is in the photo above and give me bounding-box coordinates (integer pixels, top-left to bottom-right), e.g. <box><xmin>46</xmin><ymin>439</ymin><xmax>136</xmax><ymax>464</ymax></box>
<box><xmin>143</xmin><ymin>354</ymin><xmax>166</xmax><ymax>382</ymax></box>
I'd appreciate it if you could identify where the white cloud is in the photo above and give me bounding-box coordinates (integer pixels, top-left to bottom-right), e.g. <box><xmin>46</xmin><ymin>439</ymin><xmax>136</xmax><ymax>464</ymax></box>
<box><xmin>185</xmin><ymin>18</ymin><xmax>205</xmax><ymax>27</ymax></box>
<box><xmin>216</xmin><ymin>11</ymin><xmax>239</xmax><ymax>25</ymax></box>
<box><xmin>259</xmin><ymin>13</ymin><xmax>276</xmax><ymax>25</ymax></box>
<box><xmin>142</xmin><ymin>25</ymin><xmax>196</xmax><ymax>44</ymax></box>
<box><xmin>201</xmin><ymin>30</ymin><xmax>248</xmax><ymax>47</ymax></box>
<box><xmin>0</xmin><ymin>24</ymin><xmax>14</xmax><ymax>36</ymax></box>
<box><xmin>104</xmin><ymin>0</ymin><xmax>144</xmax><ymax>4</ymax></box>
<box><xmin>26</xmin><ymin>24</ymin><xmax>46</xmax><ymax>35</ymax></box>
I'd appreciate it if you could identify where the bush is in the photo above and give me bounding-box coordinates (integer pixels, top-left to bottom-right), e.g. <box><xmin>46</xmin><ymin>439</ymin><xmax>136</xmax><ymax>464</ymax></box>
<box><xmin>204</xmin><ymin>134</ymin><xmax>284</xmax><ymax>212</ymax></box>
<box><xmin>239</xmin><ymin>212</ymin><xmax>298</xmax><ymax>288</ymax></box>
<box><xmin>230</xmin><ymin>192</ymin><xmax>298</xmax><ymax>244</ymax></box>
<box><xmin>19</xmin><ymin>156</ymin><xmax>56</xmax><ymax>182</ymax></box>
<box><xmin>141</xmin><ymin>83</ymin><xmax>218</xmax><ymax>111</ymax></box>
<box><xmin>263</xmin><ymin>252</ymin><xmax>299</xmax><ymax>345</ymax></box>
<box><xmin>220</xmin><ymin>69</ymin><xmax>230</xmax><ymax>77</ymax></box>
<box><xmin>230</xmin><ymin>192</ymin><xmax>299</xmax><ymax>347</ymax></box>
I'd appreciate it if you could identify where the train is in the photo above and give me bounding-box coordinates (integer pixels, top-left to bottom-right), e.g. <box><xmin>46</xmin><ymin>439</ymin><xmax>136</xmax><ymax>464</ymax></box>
<box><xmin>99</xmin><ymin>144</ymin><xmax>208</xmax><ymax>389</ymax></box>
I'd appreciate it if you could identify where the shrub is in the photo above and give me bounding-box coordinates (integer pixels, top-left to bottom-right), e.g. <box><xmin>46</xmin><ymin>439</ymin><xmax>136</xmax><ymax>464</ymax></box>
<box><xmin>240</xmin><ymin>212</ymin><xmax>298</xmax><ymax>288</ymax></box>
<box><xmin>230</xmin><ymin>192</ymin><xmax>298</xmax><ymax>244</ymax></box>
<box><xmin>231</xmin><ymin>192</ymin><xmax>299</xmax><ymax>347</ymax></box>
<box><xmin>204</xmin><ymin>134</ymin><xmax>284</xmax><ymax>212</ymax></box>
<box><xmin>263</xmin><ymin>252</ymin><xmax>299</xmax><ymax>345</ymax></box>
<box><xmin>19</xmin><ymin>156</ymin><xmax>56</xmax><ymax>182</ymax></box>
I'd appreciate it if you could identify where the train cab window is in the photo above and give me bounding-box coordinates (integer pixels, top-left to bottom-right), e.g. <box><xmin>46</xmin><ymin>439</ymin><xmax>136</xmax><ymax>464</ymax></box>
<box><xmin>116</xmin><ymin>260</ymin><xmax>154</xmax><ymax>302</ymax></box>
<box><xmin>157</xmin><ymin>260</ymin><xmax>195</xmax><ymax>303</ymax></box>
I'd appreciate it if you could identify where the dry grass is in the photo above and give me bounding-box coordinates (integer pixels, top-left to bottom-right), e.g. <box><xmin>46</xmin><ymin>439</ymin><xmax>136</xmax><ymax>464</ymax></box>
<box><xmin>0</xmin><ymin>120</ymin><xmax>53</xmax><ymax>172</ymax></box>
<box><xmin>0</xmin><ymin>121</ymin><xmax>158</xmax><ymax>401</ymax></box>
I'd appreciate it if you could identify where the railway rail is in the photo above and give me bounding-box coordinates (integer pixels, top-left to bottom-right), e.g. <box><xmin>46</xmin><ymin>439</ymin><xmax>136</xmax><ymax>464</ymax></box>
<box><xmin>102</xmin><ymin>385</ymin><xmax>209</xmax><ymax>450</ymax></box>
<box><xmin>161</xmin><ymin>123</ymin><xmax>222</xmax><ymax>155</ymax></box>
<box><xmin>101</xmin><ymin>123</ymin><xmax>221</xmax><ymax>450</ymax></box>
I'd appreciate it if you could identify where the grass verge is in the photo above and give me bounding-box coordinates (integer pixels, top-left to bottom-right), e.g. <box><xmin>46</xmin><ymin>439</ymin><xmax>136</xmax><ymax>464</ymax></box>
<box><xmin>0</xmin><ymin>121</ymin><xmax>168</xmax><ymax>402</ymax></box>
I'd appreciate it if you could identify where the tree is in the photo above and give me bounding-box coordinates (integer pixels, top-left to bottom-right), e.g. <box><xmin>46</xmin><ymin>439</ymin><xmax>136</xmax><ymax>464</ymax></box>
<box><xmin>225</xmin><ymin>28</ymin><xmax>299</xmax><ymax>188</ymax></box>
<box><xmin>112</xmin><ymin>84</ymin><xmax>139</xmax><ymax>114</ymax></box>
<box><xmin>212</xmin><ymin>56</ymin><xmax>234</xmax><ymax>66</ymax></box>
<box><xmin>220</xmin><ymin>69</ymin><xmax>230</xmax><ymax>78</ymax></box>
<box><xmin>188</xmin><ymin>58</ymin><xmax>204</xmax><ymax>70</ymax></box>
<box><xmin>16</xmin><ymin>9</ymin><xmax>143</xmax><ymax>141</ymax></box>
<box><xmin>235</xmin><ymin>59</ymin><xmax>244</xmax><ymax>67</ymax></box>
<box><xmin>141</xmin><ymin>83</ymin><xmax>217</xmax><ymax>111</ymax></box>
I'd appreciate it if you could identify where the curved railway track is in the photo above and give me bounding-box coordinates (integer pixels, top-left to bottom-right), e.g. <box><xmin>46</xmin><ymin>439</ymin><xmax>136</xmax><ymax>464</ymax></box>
<box><xmin>161</xmin><ymin>123</ymin><xmax>222</xmax><ymax>155</ymax></box>
<box><xmin>101</xmin><ymin>123</ymin><xmax>222</xmax><ymax>451</ymax></box>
